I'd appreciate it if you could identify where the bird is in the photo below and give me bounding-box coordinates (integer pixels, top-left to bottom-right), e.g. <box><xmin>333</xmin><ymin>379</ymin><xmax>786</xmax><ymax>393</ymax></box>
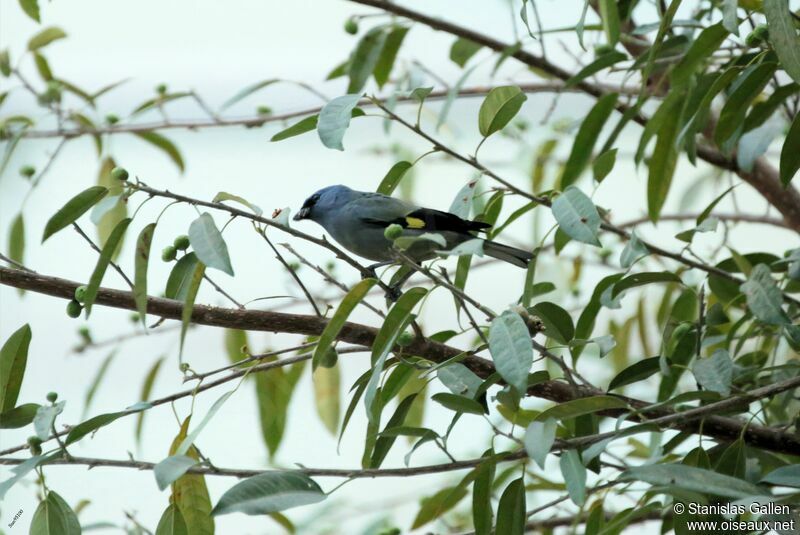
<box><xmin>293</xmin><ymin>185</ymin><xmax>533</xmax><ymax>275</ymax></box>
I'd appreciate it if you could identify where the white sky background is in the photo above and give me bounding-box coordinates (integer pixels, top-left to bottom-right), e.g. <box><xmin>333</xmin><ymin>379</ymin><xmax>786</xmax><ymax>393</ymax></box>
<box><xmin>1</xmin><ymin>0</ymin><xmax>797</xmax><ymax>533</ymax></box>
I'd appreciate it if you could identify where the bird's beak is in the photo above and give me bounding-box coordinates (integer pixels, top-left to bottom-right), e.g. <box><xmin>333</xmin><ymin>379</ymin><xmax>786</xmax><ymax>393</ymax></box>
<box><xmin>293</xmin><ymin>207</ymin><xmax>310</xmax><ymax>221</ymax></box>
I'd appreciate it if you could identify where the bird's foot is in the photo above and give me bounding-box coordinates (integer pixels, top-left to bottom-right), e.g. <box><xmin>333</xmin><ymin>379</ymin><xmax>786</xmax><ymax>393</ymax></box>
<box><xmin>384</xmin><ymin>284</ymin><xmax>403</xmax><ymax>303</ymax></box>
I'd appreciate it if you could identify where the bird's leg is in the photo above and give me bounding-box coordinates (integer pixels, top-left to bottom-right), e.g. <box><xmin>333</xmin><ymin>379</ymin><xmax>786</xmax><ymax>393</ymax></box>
<box><xmin>384</xmin><ymin>264</ymin><xmax>416</xmax><ymax>303</ymax></box>
<box><xmin>362</xmin><ymin>260</ymin><xmax>394</xmax><ymax>280</ymax></box>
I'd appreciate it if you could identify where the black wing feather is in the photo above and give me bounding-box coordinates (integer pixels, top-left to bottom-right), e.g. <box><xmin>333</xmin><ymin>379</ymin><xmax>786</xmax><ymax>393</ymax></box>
<box><xmin>362</xmin><ymin>207</ymin><xmax>491</xmax><ymax>233</ymax></box>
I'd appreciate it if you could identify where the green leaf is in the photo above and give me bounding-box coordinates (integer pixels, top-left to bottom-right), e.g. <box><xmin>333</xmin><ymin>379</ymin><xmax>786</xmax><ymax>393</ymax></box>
<box><xmin>83</xmin><ymin>218</ymin><xmax>132</xmax><ymax>316</ymax></box>
<box><xmin>318</xmin><ymin>94</ymin><xmax>362</xmax><ymax>150</ymax></box>
<box><xmin>0</xmin><ymin>324</ymin><xmax>31</xmax><ymax>413</ymax></box>
<box><xmin>165</xmin><ymin>253</ymin><xmax>200</xmax><ymax>300</ymax></box>
<box><xmin>313</xmin><ymin>364</ymin><xmax>340</xmax><ymax>435</ymax></box>
<box><xmin>561</xmin><ymin>92</ymin><xmax>617</xmax><ymax>188</ymax></box>
<box><xmin>135</xmin><ymin>357</ymin><xmax>164</xmax><ymax>443</ymax></box>
<box><xmin>619</xmin><ymin>230</ymin><xmax>649</xmax><ymax>268</ymax></box>
<box><xmin>348</xmin><ymin>27</ymin><xmax>387</xmax><ymax>93</ymax></box>
<box><xmin>188</xmin><ymin>213</ymin><xmax>234</xmax><ymax>276</ymax></box>
<box><xmin>472</xmin><ymin>454</ymin><xmax>495</xmax><ymax>535</ymax></box>
<box><xmin>740</xmin><ymin>263</ymin><xmax>789</xmax><ymax>325</ymax></box>
<box><xmin>670</xmin><ymin>23</ymin><xmax>728</xmax><ymax>87</ymax></box>
<box><xmin>560</xmin><ymin>450</ymin><xmax>587</xmax><ymax>505</ymax></box>
<box><xmin>155</xmin><ymin>455</ymin><xmax>200</xmax><ymax>491</ymax></box>
<box><xmin>8</xmin><ymin>212</ymin><xmax>24</xmax><ymax>269</ymax></box>
<box><xmin>647</xmin><ymin>89</ymin><xmax>686</xmax><ymax>221</ymax></box>
<box><xmin>761</xmin><ymin>465</ymin><xmax>800</xmax><ymax>488</ymax></box>
<box><xmin>370</xmin><ymin>393</ymin><xmax>418</xmax><ymax>468</ymax></box>
<box><xmin>488</xmin><ymin>310</ymin><xmax>533</xmax><ymax>395</ymax></box>
<box><xmin>764</xmin><ymin>0</ymin><xmax>800</xmax><ymax>84</ymax></box>
<box><xmin>376</xmin><ymin>161</ymin><xmax>412</xmax><ymax>195</ymax></box>
<box><xmin>722</xmin><ymin>0</ymin><xmax>738</xmax><ymax>35</ymax></box>
<box><xmin>33</xmin><ymin>400</ymin><xmax>64</xmax><ymax>440</ymax></box>
<box><xmin>168</xmin><ymin>418</ymin><xmax>214</xmax><ymax>535</ymax></box>
<box><xmin>524</xmin><ymin>418</ymin><xmax>556</xmax><ymax>469</ymax></box>
<box><xmin>30</xmin><ymin>491</ymin><xmax>81</xmax><ymax>535</ymax></box>
<box><xmin>313</xmin><ymin>278</ymin><xmax>376</xmax><ymax>369</ymax></box>
<box><xmin>364</xmin><ymin>288</ymin><xmax>428</xmax><ymax>421</ymax></box>
<box><xmin>478</xmin><ymin>85</ymin><xmax>527</xmax><ymax>137</ymax></box>
<box><xmin>744</xmin><ymin>83</ymin><xmax>799</xmax><ymax>132</ymax></box>
<box><xmin>373</xmin><ymin>26</ymin><xmax>409</xmax><ymax>87</ymax></box>
<box><xmin>620</xmin><ymin>463</ymin><xmax>764</xmax><ymax>498</ymax></box>
<box><xmin>0</xmin><ymin>403</ymin><xmax>40</xmax><ymax>429</ymax></box>
<box><xmin>83</xmin><ymin>350</ymin><xmax>115</xmax><ymax>416</ymax></box>
<box><xmin>565</xmin><ymin>52</ymin><xmax>626</xmax><ymax>89</ymax></box>
<box><xmin>221</xmin><ymin>78</ymin><xmax>278</xmax><ymax>110</ymax></box>
<box><xmin>715</xmin><ymin>63</ymin><xmax>777</xmax><ymax>146</ymax></box>
<box><xmin>95</xmin><ymin>158</ymin><xmax>127</xmax><ymax>261</ymax></box>
<box><xmin>155</xmin><ymin>504</ymin><xmax>188</xmax><ymax>535</ymax></box>
<box><xmin>175</xmin><ymin>390</ymin><xmax>235</xmax><ymax>457</ymax></box>
<box><xmin>536</xmin><ymin>395</ymin><xmax>627</xmax><ymax>422</ymax></box>
<box><xmin>592</xmin><ymin>148</ymin><xmax>617</xmax><ymax>183</ymax></box>
<box><xmin>179</xmin><ymin>260</ymin><xmax>206</xmax><ymax>355</ymax></box>
<box><xmin>780</xmin><ymin>110</ymin><xmax>800</xmax><ymax>186</ymax></box>
<box><xmin>612</xmin><ymin>272</ymin><xmax>681</xmax><ymax>298</ymax></box>
<box><xmin>411</xmin><ymin>486</ymin><xmax>468</xmax><ymax>529</ymax></box>
<box><xmin>212</xmin><ymin>192</ymin><xmax>263</xmax><ymax>216</ymax></box>
<box><xmin>495</xmin><ymin>478</ymin><xmax>526</xmax><ymax>535</ymax></box>
<box><xmin>450</xmin><ymin>37</ymin><xmax>482</xmax><ymax>67</ymax></box>
<box><xmin>134</xmin><ymin>223</ymin><xmax>156</xmax><ymax>327</ymax></box>
<box><xmin>42</xmin><ymin>186</ymin><xmax>108</xmax><ymax>242</ymax></box>
<box><xmin>437</xmin><ymin>363</ymin><xmax>482</xmax><ymax>399</ymax></box>
<box><xmin>598</xmin><ymin>0</ymin><xmax>620</xmax><ymax>45</ymax></box>
<box><xmin>19</xmin><ymin>0</ymin><xmax>40</xmax><ymax>22</ymax></box>
<box><xmin>271</xmin><ymin>115</ymin><xmax>319</xmax><ymax>142</ymax></box>
<box><xmin>432</xmin><ymin>392</ymin><xmax>485</xmax><ymax>415</ymax></box>
<box><xmin>28</xmin><ymin>27</ymin><xmax>66</xmax><ymax>51</ymax></box>
<box><xmin>530</xmin><ymin>301</ymin><xmax>574</xmax><ymax>344</ymax></box>
<box><xmin>692</xmin><ymin>349</ymin><xmax>733</xmax><ymax>396</ymax></box>
<box><xmin>66</xmin><ymin>410</ymin><xmax>128</xmax><ymax>446</ymax></box>
<box><xmin>212</xmin><ymin>472</ymin><xmax>325</xmax><ymax>516</ymax></box>
<box><xmin>552</xmin><ymin>186</ymin><xmax>601</xmax><ymax>246</ymax></box>
<box><xmin>608</xmin><ymin>357</ymin><xmax>662</xmax><ymax>391</ymax></box>
<box><xmin>133</xmin><ymin>131</ymin><xmax>185</xmax><ymax>172</ymax></box>
<box><xmin>257</xmin><ymin>360</ymin><xmax>305</xmax><ymax>458</ymax></box>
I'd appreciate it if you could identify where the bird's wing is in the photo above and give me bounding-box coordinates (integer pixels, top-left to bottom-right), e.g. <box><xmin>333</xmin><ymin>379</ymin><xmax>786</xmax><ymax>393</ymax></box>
<box><xmin>343</xmin><ymin>193</ymin><xmax>417</xmax><ymax>222</ymax></box>
<box><xmin>354</xmin><ymin>198</ymin><xmax>492</xmax><ymax>234</ymax></box>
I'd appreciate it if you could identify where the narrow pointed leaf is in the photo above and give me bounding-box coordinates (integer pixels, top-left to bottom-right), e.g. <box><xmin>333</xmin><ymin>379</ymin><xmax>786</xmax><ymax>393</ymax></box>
<box><xmin>189</xmin><ymin>213</ymin><xmax>234</xmax><ymax>276</ymax></box>
<box><xmin>42</xmin><ymin>186</ymin><xmax>108</xmax><ymax>242</ymax></box>
<box><xmin>313</xmin><ymin>278</ymin><xmax>377</xmax><ymax>369</ymax></box>
<box><xmin>212</xmin><ymin>472</ymin><xmax>325</xmax><ymax>515</ymax></box>
<box><xmin>489</xmin><ymin>310</ymin><xmax>533</xmax><ymax>395</ymax></box>
<box><xmin>134</xmin><ymin>223</ymin><xmax>156</xmax><ymax>326</ymax></box>
<box><xmin>0</xmin><ymin>324</ymin><xmax>31</xmax><ymax>413</ymax></box>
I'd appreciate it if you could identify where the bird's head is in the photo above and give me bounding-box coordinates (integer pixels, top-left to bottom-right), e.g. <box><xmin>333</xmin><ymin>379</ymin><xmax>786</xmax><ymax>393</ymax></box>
<box><xmin>293</xmin><ymin>185</ymin><xmax>354</xmax><ymax>223</ymax></box>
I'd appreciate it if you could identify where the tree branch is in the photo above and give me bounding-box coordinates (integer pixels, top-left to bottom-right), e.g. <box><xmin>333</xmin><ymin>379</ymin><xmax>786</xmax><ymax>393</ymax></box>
<box><xmin>3</xmin><ymin>266</ymin><xmax>800</xmax><ymax>455</ymax></box>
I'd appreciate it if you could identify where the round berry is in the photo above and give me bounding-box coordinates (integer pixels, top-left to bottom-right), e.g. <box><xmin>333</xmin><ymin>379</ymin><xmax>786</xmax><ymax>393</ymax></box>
<box><xmin>156</xmin><ymin>83</ymin><xmax>168</xmax><ymax>94</ymax></box>
<box><xmin>344</xmin><ymin>18</ymin><xmax>359</xmax><ymax>35</ymax></box>
<box><xmin>66</xmin><ymin>299</ymin><xmax>82</xmax><ymax>318</ymax></box>
<box><xmin>256</xmin><ymin>105</ymin><xmax>272</xmax><ymax>115</ymax></box>
<box><xmin>384</xmin><ymin>223</ymin><xmax>404</xmax><ymax>241</ymax></box>
<box><xmin>19</xmin><ymin>165</ymin><xmax>35</xmax><ymax>178</ymax></box>
<box><xmin>593</xmin><ymin>44</ymin><xmax>615</xmax><ymax>57</ymax></box>
<box><xmin>105</xmin><ymin>114</ymin><xmax>120</xmax><ymax>125</ymax></box>
<box><xmin>161</xmin><ymin>246</ymin><xmax>177</xmax><ymax>262</ymax></box>
<box><xmin>46</xmin><ymin>391</ymin><xmax>58</xmax><ymax>403</ymax></box>
<box><xmin>74</xmin><ymin>285</ymin><xmax>87</xmax><ymax>303</ymax></box>
<box><xmin>173</xmin><ymin>235</ymin><xmax>190</xmax><ymax>251</ymax></box>
<box><xmin>111</xmin><ymin>167</ymin><xmax>129</xmax><ymax>181</ymax></box>
<box><xmin>27</xmin><ymin>436</ymin><xmax>42</xmax><ymax>447</ymax></box>
<box><xmin>129</xmin><ymin>312</ymin><xmax>140</xmax><ymax>323</ymax></box>
<box><xmin>397</xmin><ymin>331</ymin><xmax>414</xmax><ymax>347</ymax></box>
<box><xmin>319</xmin><ymin>347</ymin><xmax>338</xmax><ymax>368</ymax></box>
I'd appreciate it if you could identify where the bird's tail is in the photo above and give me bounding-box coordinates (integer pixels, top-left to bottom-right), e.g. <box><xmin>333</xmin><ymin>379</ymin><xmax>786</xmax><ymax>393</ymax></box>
<box><xmin>482</xmin><ymin>240</ymin><xmax>533</xmax><ymax>268</ymax></box>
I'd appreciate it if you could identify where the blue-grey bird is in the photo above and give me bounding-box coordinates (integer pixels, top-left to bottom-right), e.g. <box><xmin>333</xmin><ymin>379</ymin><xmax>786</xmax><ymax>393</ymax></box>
<box><xmin>293</xmin><ymin>185</ymin><xmax>533</xmax><ymax>269</ymax></box>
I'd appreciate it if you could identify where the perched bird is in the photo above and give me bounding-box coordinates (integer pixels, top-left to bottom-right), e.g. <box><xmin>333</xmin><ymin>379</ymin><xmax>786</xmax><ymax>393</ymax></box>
<box><xmin>293</xmin><ymin>185</ymin><xmax>533</xmax><ymax>270</ymax></box>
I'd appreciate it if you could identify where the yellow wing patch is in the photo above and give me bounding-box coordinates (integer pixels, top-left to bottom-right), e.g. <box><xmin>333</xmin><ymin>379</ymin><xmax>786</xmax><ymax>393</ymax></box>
<box><xmin>405</xmin><ymin>217</ymin><xmax>426</xmax><ymax>229</ymax></box>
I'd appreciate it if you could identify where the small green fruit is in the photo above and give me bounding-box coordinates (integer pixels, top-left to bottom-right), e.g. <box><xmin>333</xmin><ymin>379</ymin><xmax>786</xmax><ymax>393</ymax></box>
<box><xmin>384</xmin><ymin>223</ymin><xmax>404</xmax><ymax>241</ymax></box>
<box><xmin>593</xmin><ymin>44</ymin><xmax>615</xmax><ymax>57</ymax></box>
<box><xmin>319</xmin><ymin>347</ymin><xmax>338</xmax><ymax>368</ymax></box>
<box><xmin>19</xmin><ymin>165</ymin><xmax>35</xmax><ymax>178</ymax></box>
<box><xmin>66</xmin><ymin>300</ymin><xmax>82</xmax><ymax>318</ymax></box>
<box><xmin>161</xmin><ymin>246</ymin><xmax>177</xmax><ymax>262</ymax></box>
<box><xmin>105</xmin><ymin>113</ymin><xmax>120</xmax><ymax>124</ymax></box>
<box><xmin>129</xmin><ymin>312</ymin><xmax>140</xmax><ymax>323</ymax></box>
<box><xmin>46</xmin><ymin>391</ymin><xmax>58</xmax><ymax>403</ymax></box>
<box><xmin>156</xmin><ymin>83</ymin><xmax>168</xmax><ymax>94</ymax></box>
<box><xmin>256</xmin><ymin>105</ymin><xmax>272</xmax><ymax>115</ymax></box>
<box><xmin>74</xmin><ymin>285</ymin><xmax>87</xmax><ymax>303</ymax></box>
<box><xmin>344</xmin><ymin>18</ymin><xmax>359</xmax><ymax>35</ymax></box>
<box><xmin>745</xmin><ymin>25</ymin><xmax>769</xmax><ymax>47</ymax></box>
<box><xmin>111</xmin><ymin>166</ymin><xmax>129</xmax><ymax>181</ymax></box>
<box><xmin>397</xmin><ymin>331</ymin><xmax>414</xmax><ymax>347</ymax></box>
<box><xmin>27</xmin><ymin>436</ymin><xmax>42</xmax><ymax>447</ymax></box>
<box><xmin>173</xmin><ymin>235</ymin><xmax>190</xmax><ymax>250</ymax></box>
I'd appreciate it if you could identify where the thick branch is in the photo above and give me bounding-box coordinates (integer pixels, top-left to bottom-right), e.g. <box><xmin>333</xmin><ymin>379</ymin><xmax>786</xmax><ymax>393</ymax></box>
<box><xmin>3</xmin><ymin>266</ymin><xmax>800</xmax><ymax>455</ymax></box>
